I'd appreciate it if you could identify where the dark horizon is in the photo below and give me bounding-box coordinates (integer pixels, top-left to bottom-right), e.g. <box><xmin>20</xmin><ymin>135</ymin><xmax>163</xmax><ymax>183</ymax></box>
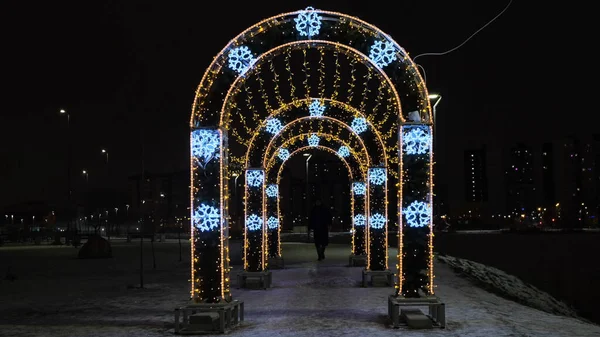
<box><xmin>1</xmin><ymin>1</ymin><xmax>589</xmax><ymax>211</ymax></box>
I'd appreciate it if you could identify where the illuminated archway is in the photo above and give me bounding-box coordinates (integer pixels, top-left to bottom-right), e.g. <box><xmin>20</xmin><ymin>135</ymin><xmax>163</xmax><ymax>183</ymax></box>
<box><xmin>265</xmin><ymin>135</ymin><xmax>368</xmax><ymax>259</ymax></box>
<box><xmin>190</xmin><ymin>7</ymin><xmax>434</xmax><ymax>305</ymax></box>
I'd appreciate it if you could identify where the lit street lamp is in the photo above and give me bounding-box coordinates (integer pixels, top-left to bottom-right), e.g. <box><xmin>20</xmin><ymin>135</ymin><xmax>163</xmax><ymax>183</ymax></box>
<box><xmin>60</xmin><ymin>108</ymin><xmax>73</xmax><ymax>233</ymax></box>
<box><xmin>82</xmin><ymin>169</ymin><xmax>88</xmax><ymax>183</ymax></box>
<box><xmin>304</xmin><ymin>153</ymin><xmax>312</xmax><ymax>241</ymax></box>
<box><xmin>101</xmin><ymin>149</ymin><xmax>109</xmax><ymax>164</ymax></box>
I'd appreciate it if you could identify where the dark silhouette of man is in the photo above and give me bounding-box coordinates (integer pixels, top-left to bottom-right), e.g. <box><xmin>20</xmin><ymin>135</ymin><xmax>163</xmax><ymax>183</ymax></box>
<box><xmin>309</xmin><ymin>199</ymin><xmax>331</xmax><ymax>261</ymax></box>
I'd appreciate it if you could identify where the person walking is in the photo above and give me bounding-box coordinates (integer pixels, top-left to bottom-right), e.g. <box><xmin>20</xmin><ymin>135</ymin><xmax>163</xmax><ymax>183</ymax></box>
<box><xmin>309</xmin><ymin>199</ymin><xmax>331</xmax><ymax>261</ymax></box>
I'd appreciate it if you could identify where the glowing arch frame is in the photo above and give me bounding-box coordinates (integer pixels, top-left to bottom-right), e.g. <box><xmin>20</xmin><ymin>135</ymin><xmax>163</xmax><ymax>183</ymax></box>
<box><xmin>274</xmin><ymin>145</ymin><xmax>362</xmax><ymax>256</ymax></box>
<box><xmin>189</xmin><ymin>7</ymin><xmax>435</xmax><ymax>303</ymax></box>
<box><xmin>265</xmin><ymin>132</ymin><xmax>368</xmax><ymax>174</ymax></box>
<box><xmin>189</xmin><ymin>9</ymin><xmax>433</xmax><ymax>127</ymax></box>
<box><xmin>260</xmin><ymin>116</ymin><xmax>387</xmax><ymax>169</ymax></box>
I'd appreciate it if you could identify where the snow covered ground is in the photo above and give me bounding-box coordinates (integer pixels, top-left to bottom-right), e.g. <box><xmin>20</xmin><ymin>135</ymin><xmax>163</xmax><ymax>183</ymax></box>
<box><xmin>1</xmin><ymin>241</ymin><xmax>599</xmax><ymax>336</ymax></box>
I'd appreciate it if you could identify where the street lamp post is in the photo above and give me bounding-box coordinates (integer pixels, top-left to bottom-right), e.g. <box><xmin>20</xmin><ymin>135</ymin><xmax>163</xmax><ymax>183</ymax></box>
<box><xmin>82</xmin><ymin>170</ymin><xmax>88</xmax><ymax>183</ymax></box>
<box><xmin>304</xmin><ymin>153</ymin><xmax>312</xmax><ymax>242</ymax></box>
<box><xmin>60</xmin><ymin>108</ymin><xmax>72</xmax><ymax>237</ymax></box>
<box><xmin>102</xmin><ymin>149</ymin><xmax>109</xmax><ymax>164</ymax></box>
<box><xmin>428</xmin><ymin>94</ymin><xmax>442</xmax><ymax>219</ymax></box>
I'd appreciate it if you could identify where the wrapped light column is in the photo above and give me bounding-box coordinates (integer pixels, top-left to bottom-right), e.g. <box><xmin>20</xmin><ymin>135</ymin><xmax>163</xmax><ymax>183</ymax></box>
<box><xmin>351</xmin><ymin>181</ymin><xmax>367</xmax><ymax>256</ymax></box>
<box><xmin>244</xmin><ymin>168</ymin><xmax>267</xmax><ymax>271</ymax></box>
<box><xmin>265</xmin><ymin>184</ymin><xmax>281</xmax><ymax>258</ymax></box>
<box><xmin>190</xmin><ymin>127</ymin><xmax>231</xmax><ymax>303</ymax></box>
<box><xmin>398</xmin><ymin>124</ymin><xmax>434</xmax><ymax>297</ymax></box>
<box><xmin>367</xmin><ymin>167</ymin><xmax>388</xmax><ymax>271</ymax></box>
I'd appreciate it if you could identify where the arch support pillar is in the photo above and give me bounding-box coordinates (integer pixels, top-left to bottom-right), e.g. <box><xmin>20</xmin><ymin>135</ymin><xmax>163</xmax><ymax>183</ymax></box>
<box><xmin>367</xmin><ymin>167</ymin><xmax>388</xmax><ymax>271</ymax></box>
<box><xmin>398</xmin><ymin>124</ymin><xmax>434</xmax><ymax>297</ymax></box>
<box><xmin>351</xmin><ymin>181</ymin><xmax>367</xmax><ymax>256</ymax></box>
<box><xmin>244</xmin><ymin>168</ymin><xmax>267</xmax><ymax>272</ymax></box>
<box><xmin>190</xmin><ymin>127</ymin><xmax>231</xmax><ymax>303</ymax></box>
<box><xmin>265</xmin><ymin>183</ymin><xmax>281</xmax><ymax>260</ymax></box>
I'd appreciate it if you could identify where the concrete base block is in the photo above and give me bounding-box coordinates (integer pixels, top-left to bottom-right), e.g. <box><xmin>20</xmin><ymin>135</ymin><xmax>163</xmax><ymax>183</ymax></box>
<box><xmin>348</xmin><ymin>254</ymin><xmax>367</xmax><ymax>267</ymax></box>
<box><xmin>362</xmin><ymin>269</ymin><xmax>393</xmax><ymax>287</ymax></box>
<box><xmin>388</xmin><ymin>295</ymin><xmax>445</xmax><ymax>329</ymax></box>
<box><xmin>269</xmin><ymin>256</ymin><xmax>285</xmax><ymax>269</ymax></box>
<box><xmin>237</xmin><ymin>270</ymin><xmax>272</xmax><ymax>289</ymax></box>
<box><xmin>174</xmin><ymin>300</ymin><xmax>244</xmax><ymax>334</ymax></box>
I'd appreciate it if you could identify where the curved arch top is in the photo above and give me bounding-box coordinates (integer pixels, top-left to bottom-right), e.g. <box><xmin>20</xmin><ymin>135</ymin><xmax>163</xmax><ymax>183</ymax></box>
<box><xmin>191</xmin><ymin>7</ymin><xmax>432</xmax><ymax>128</ymax></box>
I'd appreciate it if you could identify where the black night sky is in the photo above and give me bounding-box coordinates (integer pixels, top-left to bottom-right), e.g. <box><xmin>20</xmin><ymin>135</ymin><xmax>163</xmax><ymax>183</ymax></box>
<box><xmin>1</xmin><ymin>1</ymin><xmax>588</xmax><ymax>209</ymax></box>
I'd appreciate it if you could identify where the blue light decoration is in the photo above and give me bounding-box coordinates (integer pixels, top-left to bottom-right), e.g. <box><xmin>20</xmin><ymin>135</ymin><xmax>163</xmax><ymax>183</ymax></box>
<box><xmin>353</xmin><ymin>214</ymin><xmax>366</xmax><ymax>227</ymax></box>
<box><xmin>403</xmin><ymin>125</ymin><xmax>431</xmax><ymax>155</ymax></box>
<box><xmin>278</xmin><ymin>148</ymin><xmax>290</xmax><ymax>161</ymax></box>
<box><xmin>267</xmin><ymin>216</ymin><xmax>279</xmax><ymax>229</ymax></box>
<box><xmin>353</xmin><ymin>182</ymin><xmax>366</xmax><ymax>195</ymax></box>
<box><xmin>337</xmin><ymin>146</ymin><xmax>350</xmax><ymax>158</ymax></box>
<box><xmin>294</xmin><ymin>6</ymin><xmax>322</xmax><ymax>38</ymax></box>
<box><xmin>228</xmin><ymin>45</ymin><xmax>257</xmax><ymax>76</ymax></box>
<box><xmin>308</xmin><ymin>134</ymin><xmax>320</xmax><ymax>147</ymax></box>
<box><xmin>265</xmin><ymin>118</ymin><xmax>284</xmax><ymax>135</ymax></box>
<box><xmin>351</xmin><ymin>117</ymin><xmax>368</xmax><ymax>134</ymax></box>
<box><xmin>246</xmin><ymin>169</ymin><xmax>264</xmax><ymax>188</ymax></box>
<box><xmin>246</xmin><ymin>214</ymin><xmax>263</xmax><ymax>231</ymax></box>
<box><xmin>192</xmin><ymin>204</ymin><xmax>220</xmax><ymax>232</ymax></box>
<box><xmin>368</xmin><ymin>40</ymin><xmax>397</xmax><ymax>68</ymax></box>
<box><xmin>308</xmin><ymin>99</ymin><xmax>326</xmax><ymax>117</ymax></box>
<box><xmin>403</xmin><ymin>200</ymin><xmax>431</xmax><ymax>228</ymax></box>
<box><xmin>191</xmin><ymin>129</ymin><xmax>220</xmax><ymax>169</ymax></box>
<box><xmin>369</xmin><ymin>167</ymin><xmax>386</xmax><ymax>185</ymax></box>
<box><xmin>369</xmin><ymin>213</ymin><xmax>386</xmax><ymax>229</ymax></box>
<box><xmin>266</xmin><ymin>184</ymin><xmax>278</xmax><ymax>198</ymax></box>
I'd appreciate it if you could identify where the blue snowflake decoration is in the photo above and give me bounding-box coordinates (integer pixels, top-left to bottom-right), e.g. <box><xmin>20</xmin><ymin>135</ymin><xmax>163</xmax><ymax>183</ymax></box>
<box><xmin>294</xmin><ymin>6</ymin><xmax>322</xmax><ymax>38</ymax></box>
<box><xmin>309</xmin><ymin>99</ymin><xmax>326</xmax><ymax>117</ymax></box>
<box><xmin>278</xmin><ymin>148</ymin><xmax>290</xmax><ymax>161</ymax></box>
<box><xmin>267</xmin><ymin>216</ymin><xmax>279</xmax><ymax>229</ymax></box>
<box><xmin>351</xmin><ymin>117</ymin><xmax>368</xmax><ymax>134</ymax></box>
<box><xmin>368</xmin><ymin>40</ymin><xmax>397</xmax><ymax>68</ymax></box>
<box><xmin>246</xmin><ymin>169</ymin><xmax>264</xmax><ymax>188</ymax></box>
<box><xmin>369</xmin><ymin>213</ymin><xmax>386</xmax><ymax>229</ymax></box>
<box><xmin>337</xmin><ymin>146</ymin><xmax>350</xmax><ymax>158</ymax></box>
<box><xmin>246</xmin><ymin>214</ymin><xmax>263</xmax><ymax>231</ymax></box>
<box><xmin>308</xmin><ymin>134</ymin><xmax>320</xmax><ymax>147</ymax></box>
<box><xmin>228</xmin><ymin>45</ymin><xmax>257</xmax><ymax>76</ymax></box>
<box><xmin>353</xmin><ymin>214</ymin><xmax>366</xmax><ymax>227</ymax></box>
<box><xmin>403</xmin><ymin>125</ymin><xmax>431</xmax><ymax>155</ymax></box>
<box><xmin>266</xmin><ymin>184</ymin><xmax>278</xmax><ymax>198</ymax></box>
<box><xmin>369</xmin><ymin>168</ymin><xmax>386</xmax><ymax>185</ymax></box>
<box><xmin>265</xmin><ymin>118</ymin><xmax>283</xmax><ymax>135</ymax></box>
<box><xmin>403</xmin><ymin>200</ymin><xmax>431</xmax><ymax>228</ymax></box>
<box><xmin>191</xmin><ymin>129</ymin><xmax>220</xmax><ymax>168</ymax></box>
<box><xmin>352</xmin><ymin>182</ymin><xmax>366</xmax><ymax>195</ymax></box>
<box><xmin>192</xmin><ymin>204</ymin><xmax>220</xmax><ymax>232</ymax></box>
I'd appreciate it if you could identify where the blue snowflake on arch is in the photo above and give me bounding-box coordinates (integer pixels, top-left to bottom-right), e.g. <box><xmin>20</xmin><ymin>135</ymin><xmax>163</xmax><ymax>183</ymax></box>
<box><xmin>191</xmin><ymin>129</ymin><xmax>220</xmax><ymax>169</ymax></box>
<box><xmin>403</xmin><ymin>200</ymin><xmax>431</xmax><ymax>228</ymax></box>
<box><xmin>402</xmin><ymin>125</ymin><xmax>431</xmax><ymax>155</ymax></box>
<box><xmin>265</xmin><ymin>118</ymin><xmax>283</xmax><ymax>135</ymax></box>
<box><xmin>352</xmin><ymin>182</ymin><xmax>366</xmax><ymax>195</ymax></box>
<box><xmin>337</xmin><ymin>146</ymin><xmax>350</xmax><ymax>158</ymax></box>
<box><xmin>351</xmin><ymin>117</ymin><xmax>368</xmax><ymax>134</ymax></box>
<box><xmin>309</xmin><ymin>99</ymin><xmax>326</xmax><ymax>117</ymax></box>
<box><xmin>266</xmin><ymin>184</ymin><xmax>278</xmax><ymax>198</ymax></box>
<box><xmin>228</xmin><ymin>45</ymin><xmax>257</xmax><ymax>76</ymax></box>
<box><xmin>192</xmin><ymin>204</ymin><xmax>220</xmax><ymax>232</ymax></box>
<box><xmin>369</xmin><ymin>168</ymin><xmax>386</xmax><ymax>185</ymax></box>
<box><xmin>246</xmin><ymin>169</ymin><xmax>264</xmax><ymax>188</ymax></box>
<box><xmin>246</xmin><ymin>214</ymin><xmax>263</xmax><ymax>231</ymax></box>
<box><xmin>369</xmin><ymin>213</ymin><xmax>386</xmax><ymax>229</ymax></box>
<box><xmin>278</xmin><ymin>148</ymin><xmax>290</xmax><ymax>161</ymax></box>
<box><xmin>368</xmin><ymin>40</ymin><xmax>397</xmax><ymax>68</ymax></box>
<box><xmin>308</xmin><ymin>134</ymin><xmax>320</xmax><ymax>147</ymax></box>
<box><xmin>353</xmin><ymin>214</ymin><xmax>366</xmax><ymax>227</ymax></box>
<box><xmin>267</xmin><ymin>216</ymin><xmax>279</xmax><ymax>229</ymax></box>
<box><xmin>294</xmin><ymin>6</ymin><xmax>322</xmax><ymax>38</ymax></box>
